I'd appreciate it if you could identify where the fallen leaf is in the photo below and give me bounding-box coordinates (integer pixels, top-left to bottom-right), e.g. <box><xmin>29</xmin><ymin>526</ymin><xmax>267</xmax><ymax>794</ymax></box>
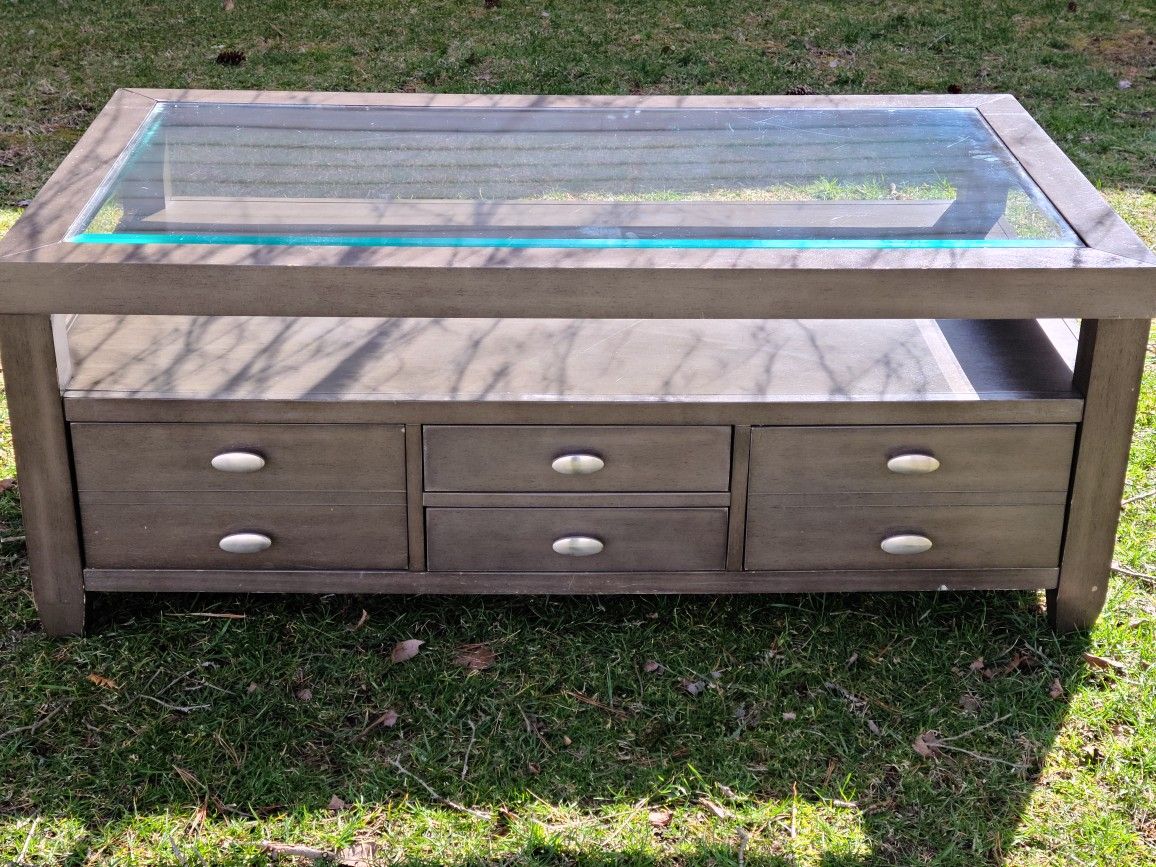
<box><xmin>453</xmin><ymin>643</ymin><xmax>496</xmax><ymax>671</ymax></box>
<box><xmin>642</xmin><ymin>660</ymin><xmax>663</xmax><ymax>674</ymax></box>
<box><xmin>648</xmin><ymin>808</ymin><xmax>673</xmax><ymax>828</ymax></box>
<box><xmin>1083</xmin><ymin>652</ymin><xmax>1127</xmax><ymax>675</ymax></box>
<box><xmin>391</xmin><ymin>639</ymin><xmax>424</xmax><ymax>663</ymax></box>
<box><xmin>350</xmin><ymin>609</ymin><xmax>369</xmax><ymax>632</ymax></box>
<box><xmin>681</xmin><ymin>678</ymin><xmax>707</xmax><ymax>696</ymax></box>
<box><xmin>261</xmin><ymin>841</ymin><xmax>331</xmax><ymax>859</ymax></box>
<box><xmin>700</xmin><ymin>798</ymin><xmax>729</xmax><ymax>819</ymax></box>
<box><xmin>1118</xmin><ymin>79</ymin><xmax>1133</xmax><ymax>90</ymax></box>
<box><xmin>969</xmin><ymin>657</ymin><xmax>986</xmax><ymax>672</ymax></box>
<box><xmin>337</xmin><ymin>842</ymin><xmax>380</xmax><ymax>867</ymax></box>
<box><xmin>356</xmin><ymin>709</ymin><xmax>399</xmax><ymax>739</ymax></box>
<box><xmin>0</xmin><ymin>478</ymin><xmax>15</xmax><ymax>492</ymax></box>
<box><xmin>846</xmin><ymin>652</ymin><xmax>859</xmax><ymax>667</ymax></box>
<box><xmin>295</xmin><ymin>688</ymin><xmax>313</xmax><ymax>702</ymax></box>
<box><xmin>959</xmin><ymin>693</ymin><xmax>982</xmax><ymax>715</ymax></box>
<box><xmin>328</xmin><ymin>795</ymin><xmax>347</xmax><ymax>812</ymax></box>
<box><xmin>867</xmin><ymin>719</ymin><xmax>882</xmax><ymax>736</ymax></box>
<box><xmin>222</xmin><ymin>0</ymin><xmax>235</xmax><ymax>9</ymax></box>
<box><xmin>246</xmin><ymin>682</ymin><xmax>259</xmax><ymax>693</ymax></box>
<box><xmin>782</xmin><ymin>711</ymin><xmax>797</xmax><ymax>721</ymax></box>
<box><xmin>87</xmin><ymin>673</ymin><xmax>118</xmax><ymax>690</ymax></box>
<box><xmin>526</xmin><ymin>762</ymin><xmax>540</xmax><ymax>775</ymax></box>
<box><xmin>562</xmin><ymin>735</ymin><xmax>572</xmax><ymax>746</ymax></box>
<box><xmin>913</xmin><ymin>730</ymin><xmax>945</xmax><ymax>758</ymax></box>
<box><xmin>1049</xmin><ymin>678</ymin><xmax>1065</xmax><ymax>699</ymax></box>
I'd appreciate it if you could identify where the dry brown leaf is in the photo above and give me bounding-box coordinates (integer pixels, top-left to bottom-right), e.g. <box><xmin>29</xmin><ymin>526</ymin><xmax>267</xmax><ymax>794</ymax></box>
<box><xmin>700</xmin><ymin>798</ymin><xmax>729</xmax><ymax>819</ymax></box>
<box><xmin>959</xmin><ymin>693</ymin><xmax>982</xmax><ymax>715</ymax></box>
<box><xmin>222</xmin><ymin>0</ymin><xmax>235</xmax><ymax>10</ymax></box>
<box><xmin>295</xmin><ymin>688</ymin><xmax>313</xmax><ymax>702</ymax></box>
<box><xmin>681</xmin><ymin>678</ymin><xmax>706</xmax><ymax>696</ymax></box>
<box><xmin>350</xmin><ymin>609</ymin><xmax>369</xmax><ymax>632</ymax></box>
<box><xmin>453</xmin><ymin>643</ymin><xmax>496</xmax><ymax>671</ymax></box>
<box><xmin>0</xmin><ymin>478</ymin><xmax>16</xmax><ymax>492</ymax></box>
<box><xmin>968</xmin><ymin>657</ymin><xmax>986</xmax><ymax>672</ymax></box>
<box><xmin>648</xmin><ymin>808</ymin><xmax>673</xmax><ymax>828</ymax></box>
<box><xmin>642</xmin><ymin>660</ymin><xmax>663</xmax><ymax>674</ymax></box>
<box><xmin>1083</xmin><ymin>652</ymin><xmax>1127</xmax><ymax>675</ymax></box>
<box><xmin>261</xmin><ymin>841</ymin><xmax>331</xmax><ymax>859</ymax></box>
<box><xmin>562</xmin><ymin>735</ymin><xmax>572</xmax><ymax>746</ymax></box>
<box><xmin>782</xmin><ymin>711</ymin><xmax>797</xmax><ymax>721</ymax></box>
<box><xmin>337</xmin><ymin>842</ymin><xmax>381</xmax><ymax>867</ymax></box>
<box><xmin>356</xmin><ymin>709</ymin><xmax>398</xmax><ymax>740</ymax></box>
<box><xmin>391</xmin><ymin>639</ymin><xmax>424</xmax><ymax>663</ymax></box>
<box><xmin>328</xmin><ymin>795</ymin><xmax>347</xmax><ymax>812</ymax></box>
<box><xmin>866</xmin><ymin>719</ymin><xmax>882</xmax><ymax>736</ymax></box>
<box><xmin>527</xmin><ymin>762</ymin><xmax>541</xmax><ymax>775</ymax></box>
<box><xmin>1049</xmin><ymin>678</ymin><xmax>1065</xmax><ymax>699</ymax></box>
<box><xmin>87</xmin><ymin>673</ymin><xmax>118</xmax><ymax>690</ymax></box>
<box><xmin>913</xmin><ymin>730</ymin><xmax>945</xmax><ymax>758</ymax></box>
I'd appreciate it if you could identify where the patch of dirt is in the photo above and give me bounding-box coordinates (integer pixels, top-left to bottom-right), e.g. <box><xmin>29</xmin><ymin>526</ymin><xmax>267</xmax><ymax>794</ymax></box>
<box><xmin>1078</xmin><ymin>29</ymin><xmax>1156</xmax><ymax>79</ymax></box>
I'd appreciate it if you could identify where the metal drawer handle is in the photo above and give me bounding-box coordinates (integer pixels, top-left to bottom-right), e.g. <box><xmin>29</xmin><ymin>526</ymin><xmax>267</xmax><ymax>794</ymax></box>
<box><xmin>880</xmin><ymin>534</ymin><xmax>933</xmax><ymax>556</ymax></box>
<box><xmin>219</xmin><ymin>532</ymin><xmax>273</xmax><ymax>554</ymax></box>
<box><xmin>211</xmin><ymin>451</ymin><xmax>266</xmax><ymax>473</ymax></box>
<box><xmin>551</xmin><ymin>453</ymin><xmax>605</xmax><ymax>475</ymax></box>
<box><xmin>552</xmin><ymin>535</ymin><xmax>604</xmax><ymax>557</ymax></box>
<box><xmin>886</xmin><ymin>453</ymin><xmax>940</xmax><ymax>475</ymax></box>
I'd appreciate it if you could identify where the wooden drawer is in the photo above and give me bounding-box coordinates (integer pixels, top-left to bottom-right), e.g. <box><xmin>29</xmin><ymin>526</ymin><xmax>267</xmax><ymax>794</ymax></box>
<box><xmin>81</xmin><ymin>503</ymin><xmax>408</xmax><ymax>569</ymax></box>
<box><xmin>748</xmin><ymin>425</ymin><xmax>1075</xmax><ymax>494</ymax></box>
<box><xmin>423</xmin><ymin>426</ymin><xmax>731</xmax><ymax>492</ymax></box>
<box><xmin>426</xmin><ymin>507</ymin><xmax>728</xmax><ymax>572</ymax></box>
<box><xmin>744</xmin><ymin>500</ymin><xmax>1065</xmax><ymax>570</ymax></box>
<box><xmin>71</xmin><ymin>423</ymin><xmax>406</xmax><ymax>492</ymax></box>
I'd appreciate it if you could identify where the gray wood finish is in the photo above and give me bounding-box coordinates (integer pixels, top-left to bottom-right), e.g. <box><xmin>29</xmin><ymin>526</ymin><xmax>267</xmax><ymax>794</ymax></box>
<box><xmin>422</xmin><ymin>492</ymin><xmax>731</xmax><ymax>508</ymax></box>
<box><xmin>423</xmin><ymin>425</ymin><xmax>731</xmax><ymax>493</ymax></box>
<box><xmin>426</xmin><ymin>508</ymin><xmax>728</xmax><ymax>572</ymax></box>
<box><xmin>81</xmin><ymin>503</ymin><xmax>408</xmax><ymax>570</ymax></box>
<box><xmin>71</xmin><ymin>423</ymin><xmax>405</xmax><ymax>491</ymax></box>
<box><xmin>0</xmin><ymin>315</ymin><xmax>86</xmax><ymax>635</ymax></box>
<box><xmin>1051</xmin><ymin>319</ymin><xmax>1152</xmax><ymax>630</ymax></box>
<box><xmin>84</xmin><ymin>567</ymin><xmax>1058</xmax><ymax>594</ymax></box>
<box><xmin>61</xmin><ymin>316</ymin><xmax>1081</xmax><ymax>422</ymax></box>
<box><xmin>745</xmin><ymin>501</ymin><xmax>1065</xmax><ymax>570</ymax></box>
<box><xmin>405</xmin><ymin>424</ymin><xmax>425</xmax><ymax>571</ymax></box>
<box><xmin>726</xmin><ymin>426</ymin><xmax>752</xmax><ymax>571</ymax></box>
<box><xmin>749</xmin><ymin>424</ymin><xmax>1075</xmax><ymax>494</ymax></box>
<box><xmin>0</xmin><ymin>94</ymin><xmax>1151</xmax><ymax>321</ymax></box>
<box><xmin>79</xmin><ymin>490</ymin><xmax>405</xmax><ymax>506</ymax></box>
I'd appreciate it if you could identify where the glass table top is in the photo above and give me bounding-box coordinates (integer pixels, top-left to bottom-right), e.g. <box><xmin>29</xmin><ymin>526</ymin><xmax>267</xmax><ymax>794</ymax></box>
<box><xmin>69</xmin><ymin>101</ymin><xmax>1081</xmax><ymax>249</ymax></box>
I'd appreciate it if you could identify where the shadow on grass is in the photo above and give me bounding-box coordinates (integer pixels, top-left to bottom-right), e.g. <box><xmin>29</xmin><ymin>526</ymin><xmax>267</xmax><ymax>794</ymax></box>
<box><xmin>1</xmin><ymin>582</ymin><xmax>1090</xmax><ymax>865</ymax></box>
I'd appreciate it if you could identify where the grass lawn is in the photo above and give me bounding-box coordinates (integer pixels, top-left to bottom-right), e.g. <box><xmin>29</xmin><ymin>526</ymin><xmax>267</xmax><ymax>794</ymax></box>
<box><xmin>1</xmin><ymin>0</ymin><xmax>1154</xmax><ymax>863</ymax></box>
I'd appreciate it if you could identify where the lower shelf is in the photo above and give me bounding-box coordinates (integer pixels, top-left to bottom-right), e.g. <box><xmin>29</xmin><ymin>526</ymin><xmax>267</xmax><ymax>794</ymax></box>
<box><xmin>84</xmin><ymin>568</ymin><xmax>1058</xmax><ymax>593</ymax></box>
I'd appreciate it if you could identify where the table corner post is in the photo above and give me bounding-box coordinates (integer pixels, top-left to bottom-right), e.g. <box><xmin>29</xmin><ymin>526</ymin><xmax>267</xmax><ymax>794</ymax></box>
<box><xmin>1050</xmin><ymin>317</ymin><xmax>1150</xmax><ymax>633</ymax></box>
<box><xmin>0</xmin><ymin>313</ymin><xmax>86</xmax><ymax>636</ymax></box>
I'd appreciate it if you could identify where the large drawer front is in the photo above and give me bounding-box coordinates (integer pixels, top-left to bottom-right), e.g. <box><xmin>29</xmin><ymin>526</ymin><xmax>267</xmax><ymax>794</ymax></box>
<box><xmin>426</xmin><ymin>508</ymin><xmax>728</xmax><ymax>572</ymax></box>
<box><xmin>424</xmin><ymin>426</ymin><xmax>731</xmax><ymax>492</ymax></box>
<box><xmin>749</xmin><ymin>425</ymin><xmax>1075</xmax><ymax>494</ymax></box>
<box><xmin>71</xmin><ymin>423</ymin><xmax>406</xmax><ymax>492</ymax></box>
<box><xmin>744</xmin><ymin>501</ymin><xmax>1065</xmax><ymax>570</ymax></box>
<box><xmin>82</xmin><ymin>504</ymin><xmax>408</xmax><ymax>569</ymax></box>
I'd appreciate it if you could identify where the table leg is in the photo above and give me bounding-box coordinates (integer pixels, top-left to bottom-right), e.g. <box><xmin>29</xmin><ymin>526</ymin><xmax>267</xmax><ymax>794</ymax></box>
<box><xmin>1051</xmin><ymin>318</ymin><xmax>1150</xmax><ymax>632</ymax></box>
<box><xmin>0</xmin><ymin>314</ymin><xmax>85</xmax><ymax>635</ymax></box>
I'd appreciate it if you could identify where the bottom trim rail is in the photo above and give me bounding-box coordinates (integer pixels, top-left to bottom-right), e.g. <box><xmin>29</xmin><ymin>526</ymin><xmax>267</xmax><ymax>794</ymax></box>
<box><xmin>84</xmin><ymin>568</ymin><xmax>1058</xmax><ymax>594</ymax></box>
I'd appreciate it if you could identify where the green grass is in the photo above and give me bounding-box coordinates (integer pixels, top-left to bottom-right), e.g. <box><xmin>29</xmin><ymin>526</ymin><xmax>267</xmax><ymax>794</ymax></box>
<box><xmin>1</xmin><ymin>0</ymin><xmax>1155</xmax><ymax>863</ymax></box>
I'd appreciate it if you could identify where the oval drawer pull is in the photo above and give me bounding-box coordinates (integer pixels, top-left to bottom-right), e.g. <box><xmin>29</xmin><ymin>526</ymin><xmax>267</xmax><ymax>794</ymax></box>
<box><xmin>219</xmin><ymin>532</ymin><xmax>273</xmax><ymax>554</ymax></box>
<box><xmin>880</xmin><ymin>534</ymin><xmax>933</xmax><ymax>555</ymax></box>
<box><xmin>886</xmin><ymin>453</ymin><xmax>940</xmax><ymax>475</ymax></box>
<box><xmin>552</xmin><ymin>535</ymin><xmax>604</xmax><ymax>557</ymax></box>
<box><xmin>211</xmin><ymin>451</ymin><xmax>266</xmax><ymax>473</ymax></box>
<box><xmin>551</xmin><ymin>453</ymin><xmax>605</xmax><ymax>475</ymax></box>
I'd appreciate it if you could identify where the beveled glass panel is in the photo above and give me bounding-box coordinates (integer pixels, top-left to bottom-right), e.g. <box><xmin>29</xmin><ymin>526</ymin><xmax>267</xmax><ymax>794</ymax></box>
<box><xmin>70</xmin><ymin>101</ymin><xmax>1080</xmax><ymax>248</ymax></box>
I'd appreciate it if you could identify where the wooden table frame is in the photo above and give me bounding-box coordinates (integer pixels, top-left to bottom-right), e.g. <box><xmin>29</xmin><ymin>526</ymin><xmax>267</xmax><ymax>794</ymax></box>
<box><xmin>0</xmin><ymin>90</ymin><xmax>1152</xmax><ymax>635</ymax></box>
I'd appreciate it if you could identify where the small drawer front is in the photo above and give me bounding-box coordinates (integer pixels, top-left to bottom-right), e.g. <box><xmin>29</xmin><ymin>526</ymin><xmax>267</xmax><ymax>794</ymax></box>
<box><xmin>423</xmin><ymin>426</ymin><xmax>731</xmax><ymax>492</ymax></box>
<box><xmin>81</xmin><ymin>504</ymin><xmax>408</xmax><ymax>569</ymax></box>
<box><xmin>71</xmin><ymin>423</ymin><xmax>406</xmax><ymax>492</ymax></box>
<box><xmin>748</xmin><ymin>425</ymin><xmax>1075</xmax><ymax>494</ymax></box>
<box><xmin>426</xmin><ymin>508</ymin><xmax>728</xmax><ymax>572</ymax></box>
<box><xmin>744</xmin><ymin>501</ymin><xmax>1064</xmax><ymax>570</ymax></box>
